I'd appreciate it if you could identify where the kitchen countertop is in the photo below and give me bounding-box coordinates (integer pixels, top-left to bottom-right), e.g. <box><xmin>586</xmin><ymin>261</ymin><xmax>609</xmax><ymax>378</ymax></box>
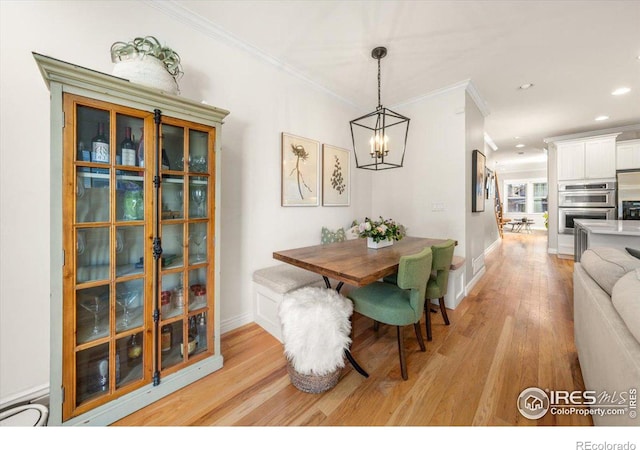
<box><xmin>573</xmin><ymin>219</ymin><xmax>640</xmax><ymax>236</ymax></box>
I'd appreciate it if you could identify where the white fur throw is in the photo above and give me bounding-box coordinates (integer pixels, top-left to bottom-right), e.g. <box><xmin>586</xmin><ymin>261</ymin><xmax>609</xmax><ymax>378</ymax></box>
<box><xmin>278</xmin><ymin>287</ymin><xmax>353</xmax><ymax>376</ymax></box>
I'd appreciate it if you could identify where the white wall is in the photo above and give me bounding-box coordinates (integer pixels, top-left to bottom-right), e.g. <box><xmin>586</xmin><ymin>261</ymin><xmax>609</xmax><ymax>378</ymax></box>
<box><xmin>370</xmin><ymin>87</ymin><xmax>467</xmax><ymax>257</ymax></box>
<box><xmin>464</xmin><ymin>92</ymin><xmax>488</xmax><ymax>282</ymax></box>
<box><xmin>0</xmin><ymin>1</ymin><xmax>372</xmax><ymax>406</ymax></box>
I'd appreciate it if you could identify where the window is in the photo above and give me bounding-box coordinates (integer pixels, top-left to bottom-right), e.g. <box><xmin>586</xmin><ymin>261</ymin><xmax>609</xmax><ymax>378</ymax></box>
<box><xmin>504</xmin><ymin>180</ymin><xmax>547</xmax><ymax>214</ymax></box>
<box><xmin>506</xmin><ymin>183</ymin><xmax>527</xmax><ymax>213</ymax></box>
<box><xmin>533</xmin><ymin>182</ymin><xmax>548</xmax><ymax>213</ymax></box>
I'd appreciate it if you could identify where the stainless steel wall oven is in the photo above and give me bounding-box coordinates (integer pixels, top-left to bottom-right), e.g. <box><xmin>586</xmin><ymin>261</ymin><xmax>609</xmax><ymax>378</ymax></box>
<box><xmin>558</xmin><ymin>180</ymin><xmax>616</xmax><ymax>234</ymax></box>
<box><xmin>558</xmin><ymin>207</ymin><xmax>617</xmax><ymax>235</ymax></box>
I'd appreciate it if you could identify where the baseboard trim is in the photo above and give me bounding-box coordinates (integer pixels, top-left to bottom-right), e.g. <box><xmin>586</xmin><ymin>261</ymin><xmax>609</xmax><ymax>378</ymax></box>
<box><xmin>485</xmin><ymin>237</ymin><xmax>501</xmax><ymax>256</ymax></box>
<box><xmin>0</xmin><ymin>384</ymin><xmax>50</xmax><ymax>411</ymax></box>
<box><xmin>548</xmin><ymin>247</ymin><xmax>558</xmax><ymax>254</ymax></box>
<box><xmin>465</xmin><ymin>266</ymin><xmax>486</xmax><ymax>295</ymax></box>
<box><xmin>221</xmin><ymin>312</ymin><xmax>253</xmax><ymax>335</ymax></box>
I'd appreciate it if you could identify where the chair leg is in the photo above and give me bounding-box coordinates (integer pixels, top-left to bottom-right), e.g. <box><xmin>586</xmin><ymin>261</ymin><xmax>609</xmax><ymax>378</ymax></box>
<box><xmin>424</xmin><ymin>302</ymin><xmax>433</xmax><ymax>341</ymax></box>
<box><xmin>439</xmin><ymin>297</ymin><xmax>450</xmax><ymax>325</ymax></box>
<box><xmin>373</xmin><ymin>320</ymin><xmax>380</xmax><ymax>332</ymax></box>
<box><xmin>397</xmin><ymin>326</ymin><xmax>408</xmax><ymax>380</ymax></box>
<box><xmin>414</xmin><ymin>322</ymin><xmax>426</xmax><ymax>352</ymax></box>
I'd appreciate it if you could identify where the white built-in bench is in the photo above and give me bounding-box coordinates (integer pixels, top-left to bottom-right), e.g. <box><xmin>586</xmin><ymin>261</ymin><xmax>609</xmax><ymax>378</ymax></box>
<box><xmin>254</xmin><ymin>255</ymin><xmax>466</xmax><ymax>340</ymax></box>
<box><xmin>253</xmin><ymin>264</ymin><xmax>325</xmax><ymax>342</ymax></box>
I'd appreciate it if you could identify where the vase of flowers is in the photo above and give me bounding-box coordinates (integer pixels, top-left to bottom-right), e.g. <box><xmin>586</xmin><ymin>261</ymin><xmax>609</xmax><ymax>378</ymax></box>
<box><xmin>110</xmin><ymin>36</ymin><xmax>183</xmax><ymax>95</ymax></box>
<box><xmin>357</xmin><ymin>216</ymin><xmax>406</xmax><ymax>249</ymax></box>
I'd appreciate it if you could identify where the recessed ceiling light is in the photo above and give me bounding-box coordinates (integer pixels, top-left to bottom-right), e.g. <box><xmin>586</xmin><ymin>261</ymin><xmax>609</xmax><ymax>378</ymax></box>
<box><xmin>518</xmin><ymin>83</ymin><xmax>534</xmax><ymax>90</ymax></box>
<box><xmin>612</xmin><ymin>87</ymin><xmax>631</xmax><ymax>96</ymax></box>
<box><xmin>595</xmin><ymin>115</ymin><xmax>610</xmax><ymax>121</ymax></box>
<box><xmin>515</xmin><ymin>144</ymin><xmax>525</xmax><ymax>148</ymax></box>
<box><xmin>514</xmin><ymin>136</ymin><xmax>520</xmax><ymax>139</ymax></box>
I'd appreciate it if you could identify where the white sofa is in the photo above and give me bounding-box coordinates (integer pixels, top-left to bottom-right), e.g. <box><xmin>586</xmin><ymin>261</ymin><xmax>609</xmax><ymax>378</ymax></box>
<box><xmin>573</xmin><ymin>247</ymin><xmax>640</xmax><ymax>426</ymax></box>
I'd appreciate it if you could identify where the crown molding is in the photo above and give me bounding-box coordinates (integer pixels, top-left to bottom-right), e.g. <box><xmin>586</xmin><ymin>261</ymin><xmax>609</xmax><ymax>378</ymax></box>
<box><xmin>465</xmin><ymin>80</ymin><xmax>491</xmax><ymax>117</ymax></box>
<box><xmin>146</xmin><ymin>0</ymin><xmax>358</xmax><ymax>108</ymax></box>
<box><xmin>391</xmin><ymin>79</ymin><xmax>490</xmax><ymax>118</ymax></box>
<box><xmin>391</xmin><ymin>79</ymin><xmax>469</xmax><ymax>109</ymax></box>
<box><xmin>148</xmin><ymin>1</ymin><xmax>494</xmax><ymax>117</ymax></box>
<box><xmin>544</xmin><ymin>123</ymin><xmax>640</xmax><ymax>143</ymax></box>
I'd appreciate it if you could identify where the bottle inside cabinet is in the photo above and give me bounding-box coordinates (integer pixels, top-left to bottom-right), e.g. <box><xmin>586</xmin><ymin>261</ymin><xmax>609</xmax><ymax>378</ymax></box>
<box><xmin>197</xmin><ymin>313</ymin><xmax>207</xmax><ymax>351</ymax></box>
<box><xmin>181</xmin><ymin>317</ymin><xmax>197</xmax><ymax>358</ymax></box>
<box><xmin>126</xmin><ymin>332</ymin><xmax>143</xmax><ymax>368</ymax></box>
<box><xmin>160</xmin><ymin>319</ymin><xmax>183</xmax><ymax>371</ymax></box>
<box><xmin>91</xmin><ymin>122</ymin><xmax>109</xmax><ymax>164</ymax></box>
<box><xmin>161</xmin><ymin>325</ymin><xmax>173</xmax><ymax>353</ymax></box>
<box><xmin>121</xmin><ymin>126</ymin><xmax>136</xmax><ymax>166</ymax></box>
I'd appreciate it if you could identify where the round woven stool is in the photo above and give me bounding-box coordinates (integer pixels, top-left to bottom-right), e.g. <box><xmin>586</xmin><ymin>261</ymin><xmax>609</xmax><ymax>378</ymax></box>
<box><xmin>278</xmin><ymin>286</ymin><xmax>353</xmax><ymax>394</ymax></box>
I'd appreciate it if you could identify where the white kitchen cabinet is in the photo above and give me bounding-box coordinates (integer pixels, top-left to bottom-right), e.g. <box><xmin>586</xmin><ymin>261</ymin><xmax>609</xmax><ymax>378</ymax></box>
<box><xmin>617</xmin><ymin>139</ymin><xmax>640</xmax><ymax>170</ymax></box>
<box><xmin>556</xmin><ymin>133</ymin><xmax>619</xmax><ymax>181</ymax></box>
<box><xmin>585</xmin><ymin>137</ymin><xmax>617</xmax><ymax>179</ymax></box>
<box><xmin>557</xmin><ymin>141</ymin><xmax>585</xmax><ymax>181</ymax></box>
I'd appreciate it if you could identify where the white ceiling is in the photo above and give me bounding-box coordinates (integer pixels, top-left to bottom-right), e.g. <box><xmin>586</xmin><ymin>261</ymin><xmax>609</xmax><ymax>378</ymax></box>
<box><xmin>164</xmin><ymin>0</ymin><xmax>640</xmax><ymax>170</ymax></box>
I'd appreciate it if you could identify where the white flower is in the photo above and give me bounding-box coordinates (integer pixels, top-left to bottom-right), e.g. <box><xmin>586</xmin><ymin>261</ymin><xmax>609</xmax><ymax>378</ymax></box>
<box><xmin>377</xmin><ymin>224</ymin><xmax>387</xmax><ymax>234</ymax></box>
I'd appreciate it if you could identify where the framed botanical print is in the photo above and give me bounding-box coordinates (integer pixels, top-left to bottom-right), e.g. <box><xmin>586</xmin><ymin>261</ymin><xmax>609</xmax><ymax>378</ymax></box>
<box><xmin>322</xmin><ymin>144</ymin><xmax>350</xmax><ymax>206</ymax></box>
<box><xmin>472</xmin><ymin>149</ymin><xmax>486</xmax><ymax>212</ymax></box>
<box><xmin>281</xmin><ymin>133</ymin><xmax>320</xmax><ymax>206</ymax></box>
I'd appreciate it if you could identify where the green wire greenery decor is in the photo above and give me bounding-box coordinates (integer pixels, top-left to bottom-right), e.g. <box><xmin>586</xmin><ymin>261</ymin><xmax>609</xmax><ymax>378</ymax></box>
<box><xmin>110</xmin><ymin>36</ymin><xmax>183</xmax><ymax>79</ymax></box>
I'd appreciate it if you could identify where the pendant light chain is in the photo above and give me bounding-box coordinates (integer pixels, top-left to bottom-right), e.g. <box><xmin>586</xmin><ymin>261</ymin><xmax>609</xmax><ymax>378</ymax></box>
<box><xmin>377</xmin><ymin>56</ymin><xmax>382</xmax><ymax>110</ymax></box>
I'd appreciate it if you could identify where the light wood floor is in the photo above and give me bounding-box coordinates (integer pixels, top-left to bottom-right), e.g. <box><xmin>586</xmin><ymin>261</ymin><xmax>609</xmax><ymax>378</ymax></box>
<box><xmin>114</xmin><ymin>231</ymin><xmax>592</xmax><ymax>426</ymax></box>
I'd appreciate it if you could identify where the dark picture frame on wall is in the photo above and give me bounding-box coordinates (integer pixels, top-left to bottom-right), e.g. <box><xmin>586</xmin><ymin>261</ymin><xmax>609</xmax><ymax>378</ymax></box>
<box><xmin>472</xmin><ymin>149</ymin><xmax>486</xmax><ymax>212</ymax></box>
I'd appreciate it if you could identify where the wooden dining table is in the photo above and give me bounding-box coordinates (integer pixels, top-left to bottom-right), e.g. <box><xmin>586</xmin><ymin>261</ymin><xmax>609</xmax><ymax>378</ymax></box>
<box><xmin>273</xmin><ymin>236</ymin><xmax>450</xmax><ymax>377</ymax></box>
<box><xmin>273</xmin><ymin>236</ymin><xmax>449</xmax><ymax>292</ymax></box>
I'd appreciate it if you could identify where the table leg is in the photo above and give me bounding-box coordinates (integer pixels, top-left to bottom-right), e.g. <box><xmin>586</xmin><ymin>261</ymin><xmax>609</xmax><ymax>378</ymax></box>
<box><xmin>323</xmin><ymin>276</ymin><xmax>368</xmax><ymax>377</ymax></box>
<box><xmin>323</xmin><ymin>276</ymin><xmax>344</xmax><ymax>293</ymax></box>
<box><xmin>344</xmin><ymin>349</ymin><xmax>369</xmax><ymax>378</ymax></box>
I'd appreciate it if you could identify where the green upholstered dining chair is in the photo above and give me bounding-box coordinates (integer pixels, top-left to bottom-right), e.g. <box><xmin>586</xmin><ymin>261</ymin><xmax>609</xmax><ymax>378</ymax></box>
<box><xmin>423</xmin><ymin>239</ymin><xmax>456</xmax><ymax>341</ymax></box>
<box><xmin>347</xmin><ymin>247</ymin><xmax>432</xmax><ymax>380</ymax></box>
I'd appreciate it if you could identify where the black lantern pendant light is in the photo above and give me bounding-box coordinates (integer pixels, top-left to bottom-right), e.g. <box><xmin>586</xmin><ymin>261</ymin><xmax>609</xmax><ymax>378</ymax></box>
<box><xmin>350</xmin><ymin>46</ymin><xmax>410</xmax><ymax>170</ymax></box>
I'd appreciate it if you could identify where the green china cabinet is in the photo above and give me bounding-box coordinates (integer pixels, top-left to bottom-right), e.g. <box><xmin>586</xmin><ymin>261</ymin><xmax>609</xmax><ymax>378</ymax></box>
<box><xmin>34</xmin><ymin>53</ymin><xmax>229</xmax><ymax>425</ymax></box>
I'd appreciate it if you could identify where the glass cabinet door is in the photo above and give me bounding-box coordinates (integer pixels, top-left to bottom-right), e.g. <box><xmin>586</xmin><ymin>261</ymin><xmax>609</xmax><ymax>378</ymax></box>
<box><xmin>64</xmin><ymin>95</ymin><xmax>151</xmax><ymax>419</ymax></box>
<box><xmin>62</xmin><ymin>93</ymin><xmax>217</xmax><ymax>421</ymax></box>
<box><xmin>159</xmin><ymin>120</ymin><xmax>215</xmax><ymax>373</ymax></box>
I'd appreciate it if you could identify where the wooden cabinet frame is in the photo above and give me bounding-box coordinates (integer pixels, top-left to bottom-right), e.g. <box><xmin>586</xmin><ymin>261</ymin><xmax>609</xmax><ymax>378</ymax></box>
<box><xmin>35</xmin><ymin>53</ymin><xmax>229</xmax><ymax>425</ymax></box>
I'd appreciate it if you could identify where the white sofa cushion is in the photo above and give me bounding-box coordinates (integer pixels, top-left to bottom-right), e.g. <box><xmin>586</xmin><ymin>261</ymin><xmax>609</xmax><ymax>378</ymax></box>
<box><xmin>580</xmin><ymin>247</ymin><xmax>640</xmax><ymax>296</ymax></box>
<box><xmin>612</xmin><ymin>268</ymin><xmax>640</xmax><ymax>344</ymax></box>
<box><xmin>253</xmin><ymin>264</ymin><xmax>324</xmax><ymax>294</ymax></box>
